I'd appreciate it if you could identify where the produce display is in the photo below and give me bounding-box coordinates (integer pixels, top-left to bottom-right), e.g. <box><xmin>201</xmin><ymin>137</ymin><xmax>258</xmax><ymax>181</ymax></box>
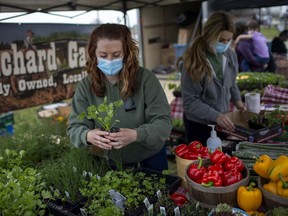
<box><xmin>173</xmin><ymin>139</ymin><xmax>288</xmax><ymax>214</ymax></box>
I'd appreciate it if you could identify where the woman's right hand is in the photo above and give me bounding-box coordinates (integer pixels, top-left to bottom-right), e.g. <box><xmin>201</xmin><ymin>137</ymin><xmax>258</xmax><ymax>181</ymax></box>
<box><xmin>86</xmin><ymin>129</ymin><xmax>112</xmax><ymax>150</ymax></box>
<box><xmin>216</xmin><ymin>113</ymin><xmax>235</xmax><ymax>132</ymax></box>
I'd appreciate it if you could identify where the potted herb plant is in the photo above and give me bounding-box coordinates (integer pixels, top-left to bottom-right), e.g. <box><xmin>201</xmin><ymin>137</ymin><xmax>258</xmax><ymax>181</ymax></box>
<box><xmin>79</xmin><ymin>96</ymin><xmax>124</xmax><ymax>132</ymax></box>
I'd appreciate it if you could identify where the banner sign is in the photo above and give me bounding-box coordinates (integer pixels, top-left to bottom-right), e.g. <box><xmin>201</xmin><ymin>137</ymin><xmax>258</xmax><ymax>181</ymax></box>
<box><xmin>0</xmin><ymin>23</ymin><xmax>97</xmax><ymax>113</ymax></box>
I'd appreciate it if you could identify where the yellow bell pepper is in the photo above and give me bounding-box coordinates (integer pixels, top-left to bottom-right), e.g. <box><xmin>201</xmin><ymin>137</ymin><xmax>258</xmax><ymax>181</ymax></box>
<box><xmin>247</xmin><ymin>210</ymin><xmax>265</xmax><ymax>216</ymax></box>
<box><xmin>237</xmin><ymin>182</ymin><xmax>262</xmax><ymax>212</ymax></box>
<box><xmin>263</xmin><ymin>181</ymin><xmax>277</xmax><ymax>194</ymax></box>
<box><xmin>268</xmin><ymin>155</ymin><xmax>288</xmax><ymax>182</ymax></box>
<box><xmin>253</xmin><ymin>155</ymin><xmax>273</xmax><ymax>179</ymax></box>
<box><xmin>277</xmin><ymin>173</ymin><xmax>288</xmax><ymax>198</ymax></box>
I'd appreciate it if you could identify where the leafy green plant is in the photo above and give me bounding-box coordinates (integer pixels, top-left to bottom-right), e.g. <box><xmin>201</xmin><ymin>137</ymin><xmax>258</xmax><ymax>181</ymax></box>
<box><xmin>80</xmin><ymin>169</ymin><xmax>167</xmax><ymax>216</ymax></box>
<box><xmin>267</xmin><ymin>207</ymin><xmax>288</xmax><ymax>216</ymax></box>
<box><xmin>0</xmin><ymin>149</ymin><xmax>52</xmax><ymax>216</ymax></box>
<box><xmin>237</xmin><ymin>72</ymin><xmax>287</xmax><ymax>92</ymax></box>
<box><xmin>79</xmin><ymin>96</ymin><xmax>124</xmax><ymax>132</ymax></box>
<box><xmin>172</xmin><ymin>119</ymin><xmax>184</xmax><ymax>129</ymax></box>
<box><xmin>249</xmin><ymin>105</ymin><xmax>287</xmax><ymax>127</ymax></box>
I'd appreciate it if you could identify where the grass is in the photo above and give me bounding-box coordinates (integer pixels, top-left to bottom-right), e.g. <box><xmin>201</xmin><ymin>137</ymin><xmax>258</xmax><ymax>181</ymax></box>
<box><xmin>261</xmin><ymin>25</ymin><xmax>280</xmax><ymax>40</ymax></box>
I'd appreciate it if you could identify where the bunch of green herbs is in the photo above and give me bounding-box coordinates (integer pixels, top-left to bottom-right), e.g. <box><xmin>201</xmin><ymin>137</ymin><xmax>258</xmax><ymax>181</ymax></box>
<box><xmin>79</xmin><ymin>96</ymin><xmax>124</xmax><ymax>132</ymax></box>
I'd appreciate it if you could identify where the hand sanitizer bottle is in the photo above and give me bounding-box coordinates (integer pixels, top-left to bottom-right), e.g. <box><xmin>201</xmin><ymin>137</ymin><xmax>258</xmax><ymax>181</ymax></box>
<box><xmin>207</xmin><ymin>124</ymin><xmax>222</xmax><ymax>153</ymax></box>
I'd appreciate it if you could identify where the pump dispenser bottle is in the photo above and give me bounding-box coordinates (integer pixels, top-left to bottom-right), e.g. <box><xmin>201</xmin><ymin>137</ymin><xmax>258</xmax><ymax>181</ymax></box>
<box><xmin>207</xmin><ymin>124</ymin><xmax>222</xmax><ymax>153</ymax></box>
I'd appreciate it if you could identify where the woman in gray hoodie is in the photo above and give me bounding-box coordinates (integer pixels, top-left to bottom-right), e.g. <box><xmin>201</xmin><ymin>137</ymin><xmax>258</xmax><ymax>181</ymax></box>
<box><xmin>180</xmin><ymin>12</ymin><xmax>246</xmax><ymax>145</ymax></box>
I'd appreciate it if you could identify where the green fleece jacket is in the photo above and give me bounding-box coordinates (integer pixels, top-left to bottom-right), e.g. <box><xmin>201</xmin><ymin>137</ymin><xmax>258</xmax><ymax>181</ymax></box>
<box><xmin>67</xmin><ymin>67</ymin><xmax>172</xmax><ymax>164</ymax></box>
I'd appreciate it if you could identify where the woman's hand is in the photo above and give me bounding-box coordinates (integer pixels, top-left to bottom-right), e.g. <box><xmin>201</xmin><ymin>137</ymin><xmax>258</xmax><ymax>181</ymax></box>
<box><xmin>216</xmin><ymin>113</ymin><xmax>235</xmax><ymax>132</ymax></box>
<box><xmin>86</xmin><ymin>129</ymin><xmax>112</xmax><ymax>150</ymax></box>
<box><xmin>235</xmin><ymin>101</ymin><xmax>246</xmax><ymax>113</ymax></box>
<box><xmin>105</xmin><ymin>128</ymin><xmax>137</xmax><ymax>149</ymax></box>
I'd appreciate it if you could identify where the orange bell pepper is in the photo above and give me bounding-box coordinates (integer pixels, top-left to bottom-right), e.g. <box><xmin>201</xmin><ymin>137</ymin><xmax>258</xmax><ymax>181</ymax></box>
<box><xmin>263</xmin><ymin>181</ymin><xmax>277</xmax><ymax>195</ymax></box>
<box><xmin>237</xmin><ymin>182</ymin><xmax>262</xmax><ymax>212</ymax></box>
<box><xmin>253</xmin><ymin>155</ymin><xmax>273</xmax><ymax>179</ymax></box>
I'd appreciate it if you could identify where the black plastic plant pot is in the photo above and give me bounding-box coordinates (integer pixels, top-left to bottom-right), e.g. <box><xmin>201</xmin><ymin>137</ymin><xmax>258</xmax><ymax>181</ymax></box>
<box><xmin>248</xmin><ymin>120</ymin><xmax>267</xmax><ymax>130</ymax></box>
<box><xmin>100</xmin><ymin>127</ymin><xmax>120</xmax><ymax>133</ymax></box>
<box><xmin>46</xmin><ymin>198</ymin><xmax>87</xmax><ymax>216</ymax></box>
<box><xmin>173</xmin><ymin>90</ymin><xmax>182</xmax><ymax>98</ymax></box>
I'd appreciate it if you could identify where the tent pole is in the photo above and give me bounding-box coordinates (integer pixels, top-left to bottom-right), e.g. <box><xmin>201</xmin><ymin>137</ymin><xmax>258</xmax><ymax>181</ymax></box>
<box><xmin>122</xmin><ymin>0</ymin><xmax>127</xmax><ymax>25</ymax></box>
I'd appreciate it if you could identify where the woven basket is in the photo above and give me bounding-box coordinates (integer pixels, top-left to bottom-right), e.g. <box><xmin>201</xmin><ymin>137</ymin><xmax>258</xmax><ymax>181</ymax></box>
<box><xmin>185</xmin><ymin>160</ymin><xmax>250</xmax><ymax>208</ymax></box>
<box><xmin>258</xmin><ymin>177</ymin><xmax>288</xmax><ymax>210</ymax></box>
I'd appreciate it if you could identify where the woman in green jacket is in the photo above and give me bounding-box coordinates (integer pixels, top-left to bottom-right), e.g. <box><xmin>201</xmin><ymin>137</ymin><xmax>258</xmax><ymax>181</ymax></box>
<box><xmin>67</xmin><ymin>23</ymin><xmax>172</xmax><ymax>171</ymax></box>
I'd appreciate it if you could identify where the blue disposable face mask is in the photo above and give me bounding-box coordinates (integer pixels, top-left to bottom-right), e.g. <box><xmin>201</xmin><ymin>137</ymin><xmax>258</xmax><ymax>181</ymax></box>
<box><xmin>97</xmin><ymin>57</ymin><xmax>123</xmax><ymax>76</ymax></box>
<box><xmin>214</xmin><ymin>40</ymin><xmax>232</xmax><ymax>54</ymax></box>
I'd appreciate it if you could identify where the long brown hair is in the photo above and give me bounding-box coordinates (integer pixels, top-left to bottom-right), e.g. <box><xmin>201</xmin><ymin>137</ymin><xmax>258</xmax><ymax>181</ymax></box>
<box><xmin>86</xmin><ymin>23</ymin><xmax>139</xmax><ymax>99</ymax></box>
<box><xmin>182</xmin><ymin>12</ymin><xmax>235</xmax><ymax>82</ymax></box>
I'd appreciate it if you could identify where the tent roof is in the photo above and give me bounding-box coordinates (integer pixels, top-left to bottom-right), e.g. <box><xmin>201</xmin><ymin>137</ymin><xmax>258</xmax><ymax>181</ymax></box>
<box><xmin>1</xmin><ymin>0</ymin><xmax>287</xmax><ymax>15</ymax></box>
<box><xmin>212</xmin><ymin>0</ymin><xmax>288</xmax><ymax>10</ymax></box>
<box><xmin>0</xmin><ymin>0</ymin><xmax>205</xmax><ymax>13</ymax></box>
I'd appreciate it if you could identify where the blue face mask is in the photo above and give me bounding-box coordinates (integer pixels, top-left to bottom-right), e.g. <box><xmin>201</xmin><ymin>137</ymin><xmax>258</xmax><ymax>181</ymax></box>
<box><xmin>97</xmin><ymin>57</ymin><xmax>123</xmax><ymax>76</ymax></box>
<box><xmin>214</xmin><ymin>40</ymin><xmax>231</xmax><ymax>54</ymax></box>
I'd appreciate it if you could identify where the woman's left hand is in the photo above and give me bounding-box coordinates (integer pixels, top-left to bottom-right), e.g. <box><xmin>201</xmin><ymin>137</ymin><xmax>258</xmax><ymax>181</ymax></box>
<box><xmin>105</xmin><ymin>128</ymin><xmax>137</xmax><ymax>149</ymax></box>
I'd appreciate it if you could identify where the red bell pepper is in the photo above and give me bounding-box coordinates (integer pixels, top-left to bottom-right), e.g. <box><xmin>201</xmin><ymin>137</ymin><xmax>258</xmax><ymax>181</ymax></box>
<box><xmin>210</xmin><ymin>149</ymin><xmax>229</xmax><ymax>165</ymax></box>
<box><xmin>182</xmin><ymin>152</ymin><xmax>202</xmax><ymax>160</ymax></box>
<box><xmin>188</xmin><ymin>141</ymin><xmax>205</xmax><ymax>153</ymax></box>
<box><xmin>222</xmin><ymin>169</ymin><xmax>243</xmax><ymax>186</ymax></box>
<box><xmin>207</xmin><ymin>163</ymin><xmax>224</xmax><ymax>178</ymax></box>
<box><xmin>174</xmin><ymin>144</ymin><xmax>189</xmax><ymax>158</ymax></box>
<box><xmin>187</xmin><ymin>157</ymin><xmax>206</xmax><ymax>183</ymax></box>
<box><xmin>170</xmin><ymin>193</ymin><xmax>188</xmax><ymax>206</ymax></box>
<box><xmin>224</xmin><ymin>156</ymin><xmax>245</xmax><ymax>172</ymax></box>
<box><xmin>201</xmin><ymin>151</ymin><xmax>210</xmax><ymax>159</ymax></box>
<box><xmin>201</xmin><ymin>170</ymin><xmax>223</xmax><ymax>187</ymax></box>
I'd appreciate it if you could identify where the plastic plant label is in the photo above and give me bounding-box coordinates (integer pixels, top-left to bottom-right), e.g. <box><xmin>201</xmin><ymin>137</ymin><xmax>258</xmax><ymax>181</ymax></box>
<box><xmin>148</xmin><ymin>204</ymin><xmax>154</xmax><ymax>216</ymax></box>
<box><xmin>144</xmin><ymin>197</ymin><xmax>151</xmax><ymax>209</ymax></box>
<box><xmin>156</xmin><ymin>190</ymin><xmax>162</xmax><ymax>200</ymax></box>
<box><xmin>109</xmin><ymin>189</ymin><xmax>126</xmax><ymax>211</ymax></box>
<box><xmin>174</xmin><ymin>206</ymin><xmax>181</xmax><ymax>216</ymax></box>
<box><xmin>160</xmin><ymin>206</ymin><xmax>167</xmax><ymax>216</ymax></box>
<box><xmin>80</xmin><ymin>208</ymin><xmax>87</xmax><ymax>216</ymax></box>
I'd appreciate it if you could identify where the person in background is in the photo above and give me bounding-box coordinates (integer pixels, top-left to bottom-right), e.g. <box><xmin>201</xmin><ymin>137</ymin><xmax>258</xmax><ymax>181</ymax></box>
<box><xmin>271</xmin><ymin>30</ymin><xmax>288</xmax><ymax>56</ymax></box>
<box><xmin>234</xmin><ymin>20</ymin><xmax>263</xmax><ymax>72</ymax></box>
<box><xmin>24</xmin><ymin>29</ymin><xmax>37</xmax><ymax>51</ymax></box>
<box><xmin>67</xmin><ymin>23</ymin><xmax>172</xmax><ymax>172</ymax></box>
<box><xmin>180</xmin><ymin>12</ymin><xmax>246</xmax><ymax>145</ymax></box>
<box><xmin>235</xmin><ymin>20</ymin><xmax>270</xmax><ymax>71</ymax></box>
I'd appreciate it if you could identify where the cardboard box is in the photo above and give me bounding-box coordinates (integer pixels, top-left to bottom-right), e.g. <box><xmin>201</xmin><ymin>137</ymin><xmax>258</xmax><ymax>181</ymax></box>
<box><xmin>216</xmin><ymin>110</ymin><xmax>283</xmax><ymax>143</ymax></box>
<box><xmin>160</xmin><ymin>46</ymin><xmax>175</xmax><ymax>66</ymax></box>
<box><xmin>177</xmin><ymin>28</ymin><xmax>192</xmax><ymax>44</ymax></box>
